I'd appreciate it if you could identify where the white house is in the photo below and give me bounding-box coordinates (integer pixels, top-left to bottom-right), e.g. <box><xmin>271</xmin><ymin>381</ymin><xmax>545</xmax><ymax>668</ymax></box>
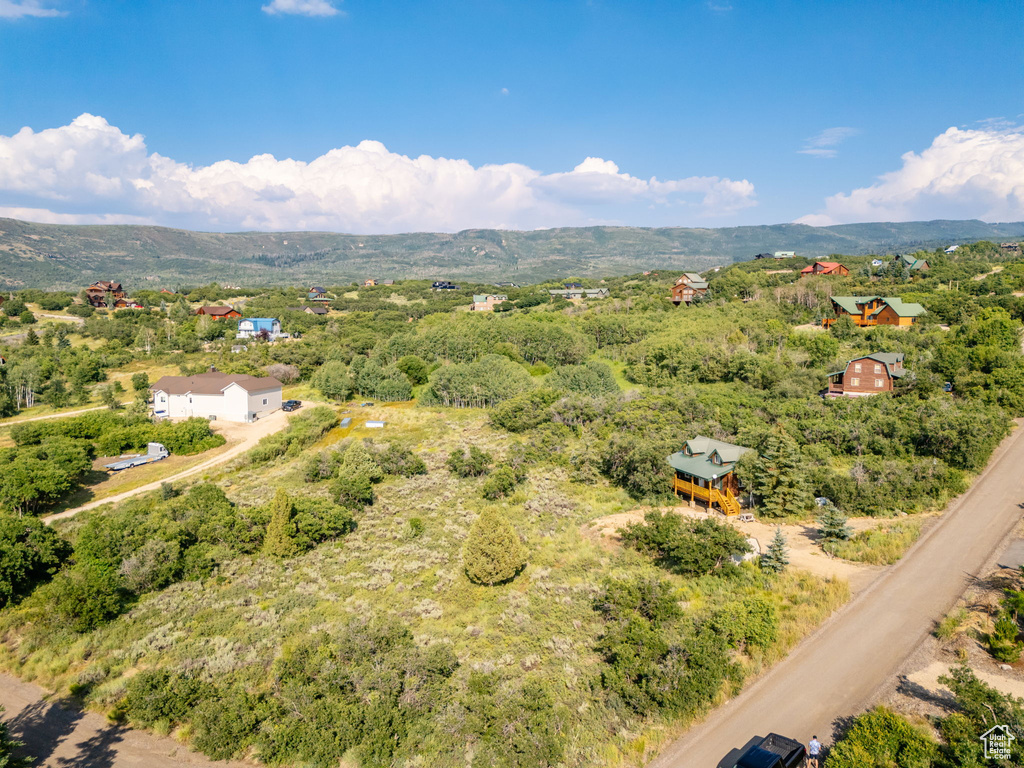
<box><xmin>237</xmin><ymin>317</ymin><xmax>286</xmax><ymax>339</ymax></box>
<box><xmin>150</xmin><ymin>370</ymin><xmax>283</xmax><ymax>423</ymax></box>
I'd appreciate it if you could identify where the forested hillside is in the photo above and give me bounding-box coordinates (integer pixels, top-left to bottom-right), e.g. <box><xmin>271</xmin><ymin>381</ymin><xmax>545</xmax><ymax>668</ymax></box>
<box><xmin>1</xmin><ymin>216</ymin><xmax>1023</xmax><ymax>288</ymax></box>
<box><xmin>0</xmin><ymin>241</ymin><xmax>1023</xmax><ymax>767</ymax></box>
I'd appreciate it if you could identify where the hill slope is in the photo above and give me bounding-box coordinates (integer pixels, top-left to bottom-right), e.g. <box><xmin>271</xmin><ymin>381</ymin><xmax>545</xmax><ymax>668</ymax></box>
<box><xmin>0</xmin><ymin>217</ymin><xmax>1022</xmax><ymax>289</ymax></box>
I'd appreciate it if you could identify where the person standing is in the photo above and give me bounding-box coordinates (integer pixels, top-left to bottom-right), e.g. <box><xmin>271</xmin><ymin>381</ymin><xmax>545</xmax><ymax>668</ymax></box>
<box><xmin>807</xmin><ymin>735</ymin><xmax>822</xmax><ymax>767</ymax></box>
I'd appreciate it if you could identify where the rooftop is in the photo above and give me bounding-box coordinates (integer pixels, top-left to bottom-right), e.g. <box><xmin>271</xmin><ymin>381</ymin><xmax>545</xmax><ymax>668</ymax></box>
<box><xmin>667</xmin><ymin>436</ymin><xmax>754</xmax><ymax>481</ymax></box>
<box><xmin>151</xmin><ymin>371</ymin><xmax>282</xmax><ymax>396</ymax></box>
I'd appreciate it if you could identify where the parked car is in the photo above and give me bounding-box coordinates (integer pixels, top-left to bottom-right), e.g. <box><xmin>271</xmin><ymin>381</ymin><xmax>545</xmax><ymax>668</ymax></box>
<box><xmin>360</xmin><ymin>401</ymin><xmax>375</xmax><ymax>406</ymax></box>
<box><xmin>282</xmin><ymin>399</ymin><xmax>302</xmax><ymax>412</ymax></box>
<box><xmin>734</xmin><ymin>734</ymin><xmax>806</xmax><ymax>768</ymax></box>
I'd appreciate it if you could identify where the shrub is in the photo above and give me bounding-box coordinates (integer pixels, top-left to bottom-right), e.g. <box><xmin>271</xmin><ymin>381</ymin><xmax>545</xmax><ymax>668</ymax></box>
<box><xmin>0</xmin><ymin>515</ymin><xmax>72</xmax><ymax>608</ymax></box>
<box><xmin>335</xmin><ymin>475</ymin><xmax>374</xmax><ymax>509</ymax></box>
<box><xmin>708</xmin><ymin>596</ymin><xmax>779</xmax><ymax>649</ymax></box>
<box><xmin>547</xmin><ymin>361</ymin><xmax>618</xmax><ymax>395</ymax></box>
<box><xmin>619</xmin><ymin>512</ymin><xmax>750</xmax><ymax>577</ymax></box>
<box><xmin>594</xmin><ymin>576</ymin><xmax>682</xmax><ymax>627</ymax></box>
<box><xmin>377</xmin><ymin>444</ymin><xmax>427</xmax><ymax>477</ymax></box>
<box><xmin>447</xmin><ymin>446</ymin><xmax>492</xmax><ymax>478</ymax></box>
<box><xmin>263</xmin><ymin>489</ymin><xmax>300</xmax><ymax>558</ymax></box>
<box><xmin>481</xmin><ymin>465</ymin><xmax>525</xmax><ymax>500</ymax></box>
<box><xmin>463</xmin><ymin>508</ymin><xmax>528</xmax><ymax>585</ymax></box>
<box><xmin>190</xmin><ymin>689</ymin><xmax>267</xmax><ymax>760</ymax></box>
<box><xmin>46</xmin><ymin>562</ymin><xmax>128</xmax><ymax>632</ymax></box>
<box><xmin>824</xmin><ymin>707</ymin><xmax>936</xmax><ymax>768</ymax></box>
<box><xmin>122</xmin><ymin>670</ymin><xmax>211</xmax><ymax>727</ymax></box>
<box><xmin>489</xmin><ymin>389</ymin><xmax>560</xmax><ymax>433</ymax></box>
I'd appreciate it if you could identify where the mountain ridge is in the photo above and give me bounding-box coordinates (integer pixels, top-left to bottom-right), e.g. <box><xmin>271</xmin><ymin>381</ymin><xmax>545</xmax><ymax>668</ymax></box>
<box><xmin>0</xmin><ymin>217</ymin><xmax>1022</xmax><ymax>289</ymax></box>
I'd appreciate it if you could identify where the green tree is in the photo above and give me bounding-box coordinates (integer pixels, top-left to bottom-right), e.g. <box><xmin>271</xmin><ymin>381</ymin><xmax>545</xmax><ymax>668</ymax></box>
<box><xmin>263</xmin><ymin>489</ymin><xmax>299</xmax><ymax>558</ymax></box>
<box><xmin>825</xmin><ymin>707</ymin><xmax>936</xmax><ymax>768</ymax></box>
<box><xmin>818</xmin><ymin>503</ymin><xmax>852</xmax><ymax>555</ymax></box>
<box><xmin>463</xmin><ymin>508</ymin><xmax>527</xmax><ymax>585</ymax></box>
<box><xmin>312</xmin><ymin>360</ymin><xmax>351</xmax><ymax>401</ymax></box>
<box><xmin>747</xmin><ymin>432</ymin><xmax>813</xmax><ymax>518</ymax></box>
<box><xmin>0</xmin><ymin>707</ymin><xmax>31</xmax><ymax>768</ymax></box>
<box><xmin>760</xmin><ymin>527</ymin><xmax>789</xmax><ymax>574</ymax></box>
<box><xmin>47</xmin><ymin>562</ymin><xmax>127</xmax><ymax>632</ymax></box>
<box><xmin>447</xmin><ymin>446</ymin><xmax>492</xmax><ymax>477</ymax></box>
<box><xmin>131</xmin><ymin>372</ymin><xmax>150</xmax><ymax>392</ymax></box>
<box><xmin>396</xmin><ymin>355</ymin><xmax>429</xmax><ymax>385</ymax></box>
<box><xmin>619</xmin><ymin>512</ymin><xmax>750</xmax><ymax>577</ymax></box>
<box><xmin>0</xmin><ymin>515</ymin><xmax>71</xmax><ymax>608</ymax></box>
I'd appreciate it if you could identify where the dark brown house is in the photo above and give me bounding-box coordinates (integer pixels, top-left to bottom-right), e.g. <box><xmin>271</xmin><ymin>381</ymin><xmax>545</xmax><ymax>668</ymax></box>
<box><xmin>196</xmin><ymin>306</ymin><xmax>242</xmax><ymax>319</ymax></box>
<box><xmin>827</xmin><ymin>353</ymin><xmax>906</xmax><ymax>397</ymax></box>
<box><xmin>671</xmin><ymin>273</ymin><xmax>709</xmax><ymax>305</ymax></box>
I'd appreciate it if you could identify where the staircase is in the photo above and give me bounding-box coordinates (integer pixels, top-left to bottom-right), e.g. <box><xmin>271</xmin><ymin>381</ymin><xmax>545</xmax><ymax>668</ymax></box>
<box><xmin>715</xmin><ymin>491</ymin><xmax>742</xmax><ymax>517</ymax></box>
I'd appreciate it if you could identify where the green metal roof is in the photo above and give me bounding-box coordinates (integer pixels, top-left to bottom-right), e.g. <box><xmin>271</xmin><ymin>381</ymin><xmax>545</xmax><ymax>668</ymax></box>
<box><xmin>667</xmin><ymin>436</ymin><xmax>753</xmax><ymax>481</ymax></box>
<box><xmin>897</xmin><ymin>254</ymin><xmax>929</xmax><ymax>270</ymax></box>
<box><xmin>828</xmin><ymin>352</ymin><xmax>907</xmax><ymax>380</ymax></box>
<box><xmin>830</xmin><ymin>296</ymin><xmax>926</xmax><ymax>318</ymax></box>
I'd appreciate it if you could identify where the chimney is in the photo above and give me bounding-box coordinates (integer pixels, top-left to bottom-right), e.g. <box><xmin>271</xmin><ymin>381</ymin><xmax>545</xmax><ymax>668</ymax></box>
<box><xmin>209</xmin><ymin>365</ymin><xmax>217</xmax><ymax>373</ymax></box>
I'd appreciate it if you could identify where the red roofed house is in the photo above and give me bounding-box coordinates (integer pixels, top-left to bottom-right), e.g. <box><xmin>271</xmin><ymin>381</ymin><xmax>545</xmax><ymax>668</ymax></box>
<box><xmin>150</xmin><ymin>369</ymin><xmax>282</xmax><ymax>423</ymax></box>
<box><xmin>800</xmin><ymin>261</ymin><xmax>849</xmax><ymax>277</ymax></box>
<box><xmin>196</xmin><ymin>305</ymin><xmax>242</xmax><ymax>319</ymax></box>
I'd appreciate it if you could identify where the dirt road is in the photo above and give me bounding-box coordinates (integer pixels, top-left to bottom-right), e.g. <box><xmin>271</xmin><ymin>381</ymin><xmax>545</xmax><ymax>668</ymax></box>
<box><xmin>0</xmin><ymin>672</ymin><xmax>249</xmax><ymax>768</ymax></box>
<box><xmin>650</xmin><ymin>422</ymin><xmax>1024</xmax><ymax>768</ymax></box>
<box><xmin>42</xmin><ymin>409</ymin><xmax>292</xmax><ymax>523</ymax></box>
<box><xmin>0</xmin><ymin>405</ymin><xmax>105</xmax><ymax>426</ymax></box>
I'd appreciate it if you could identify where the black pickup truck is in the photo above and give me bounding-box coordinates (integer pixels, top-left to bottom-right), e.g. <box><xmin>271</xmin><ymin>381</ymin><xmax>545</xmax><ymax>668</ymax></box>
<box><xmin>734</xmin><ymin>733</ymin><xmax>807</xmax><ymax>768</ymax></box>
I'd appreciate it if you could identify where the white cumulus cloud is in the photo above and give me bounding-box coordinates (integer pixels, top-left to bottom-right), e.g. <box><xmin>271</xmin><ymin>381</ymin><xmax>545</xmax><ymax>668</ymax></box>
<box><xmin>261</xmin><ymin>0</ymin><xmax>341</xmax><ymax>17</ymax></box>
<box><xmin>797</xmin><ymin>126</ymin><xmax>1024</xmax><ymax>226</ymax></box>
<box><xmin>0</xmin><ymin>114</ymin><xmax>758</xmax><ymax>233</ymax></box>
<box><xmin>0</xmin><ymin>1</ymin><xmax>62</xmax><ymax>18</ymax></box>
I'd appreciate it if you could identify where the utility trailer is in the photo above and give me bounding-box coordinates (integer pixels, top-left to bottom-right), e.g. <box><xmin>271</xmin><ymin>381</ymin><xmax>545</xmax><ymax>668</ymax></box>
<box><xmin>104</xmin><ymin>443</ymin><xmax>170</xmax><ymax>472</ymax></box>
<box><xmin>734</xmin><ymin>734</ymin><xmax>807</xmax><ymax>768</ymax></box>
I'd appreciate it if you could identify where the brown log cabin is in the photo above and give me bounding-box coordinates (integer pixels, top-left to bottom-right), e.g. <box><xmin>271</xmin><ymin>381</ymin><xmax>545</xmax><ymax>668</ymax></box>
<box><xmin>196</xmin><ymin>305</ymin><xmax>242</xmax><ymax>319</ymax></box>
<box><xmin>667</xmin><ymin>436</ymin><xmax>753</xmax><ymax>515</ymax></box>
<box><xmin>800</xmin><ymin>261</ymin><xmax>849</xmax><ymax>277</ymax></box>
<box><xmin>671</xmin><ymin>273</ymin><xmax>709</xmax><ymax>305</ymax></box>
<box><xmin>823</xmin><ymin>296</ymin><xmax>926</xmax><ymax>328</ymax></box>
<box><xmin>827</xmin><ymin>352</ymin><xmax>906</xmax><ymax>397</ymax></box>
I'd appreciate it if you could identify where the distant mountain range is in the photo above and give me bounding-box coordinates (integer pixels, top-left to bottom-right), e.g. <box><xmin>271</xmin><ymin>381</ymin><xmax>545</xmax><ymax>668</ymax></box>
<box><xmin>1</xmin><ymin>217</ymin><xmax>1022</xmax><ymax>290</ymax></box>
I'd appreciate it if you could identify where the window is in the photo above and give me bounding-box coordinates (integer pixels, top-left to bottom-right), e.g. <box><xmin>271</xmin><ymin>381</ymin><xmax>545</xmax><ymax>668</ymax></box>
<box><xmin>262</xmin><ymin>398</ymin><xmax>268</xmax><ymax>405</ymax></box>
<box><xmin>875</xmin><ymin>379</ymin><xmax>884</xmax><ymax>388</ymax></box>
<box><xmin>874</xmin><ymin>364</ymin><xmax>882</xmax><ymax>373</ymax></box>
<box><xmin>851</xmin><ymin>378</ymin><xmax>860</xmax><ymax>386</ymax></box>
<box><xmin>854</xmin><ymin>363</ymin><xmax>861</xmax><ymax>372</ymax></box>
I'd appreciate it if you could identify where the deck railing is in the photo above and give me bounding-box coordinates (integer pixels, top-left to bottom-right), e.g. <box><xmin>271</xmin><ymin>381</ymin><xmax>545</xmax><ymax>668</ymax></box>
<box><xmin>671</xmin><ymin>478</ymin><xmax>741</xmax><ymax>515</ymax></box>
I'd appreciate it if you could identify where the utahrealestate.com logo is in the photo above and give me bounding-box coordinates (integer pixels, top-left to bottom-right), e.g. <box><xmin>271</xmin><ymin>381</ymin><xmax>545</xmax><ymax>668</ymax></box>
<box><xmin>980</xmin><ymin>725</ymin><xmax>1015</xmax><ymax>760</ymax></box>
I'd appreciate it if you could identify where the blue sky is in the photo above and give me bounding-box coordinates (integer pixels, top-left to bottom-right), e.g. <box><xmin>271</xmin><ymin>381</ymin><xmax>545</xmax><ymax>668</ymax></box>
<box><xmin>0</xmin><ymin>0</ymin><xmax>1022</xmax><ymax>233</ymax></box>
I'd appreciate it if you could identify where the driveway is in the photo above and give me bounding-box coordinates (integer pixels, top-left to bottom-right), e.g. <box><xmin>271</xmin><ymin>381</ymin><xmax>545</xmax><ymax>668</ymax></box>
<box><xmin>0</xmin><ymin>672</ymin><xmax>249</xmax><ymax>768</ymax></box>
<box><xmin>650</xmin><ymin>421</ymin><xmax>1024</xmax><ymax>768</ymax></box>
<box><xmin>42</xmin><ymin>409</ymin><xmax>292</xmax><ymax>523</ymax></box>
<box><xmin>0</xmin><ymin>405</ymin><xmax>105</xmax><ymax>426</ymax></box>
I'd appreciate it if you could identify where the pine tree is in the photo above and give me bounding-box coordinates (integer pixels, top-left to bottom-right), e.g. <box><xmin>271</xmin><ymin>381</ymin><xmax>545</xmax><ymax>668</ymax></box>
<box><xmin>263</xmin><ymin>488</ymin><xmax>299</xmax><ymax>558</ymax></box>
<box><xmin>760</xmin><ymin>527</ymin><xmax>789</xmax><ymax>574</ymax></box>
<box><xmin>462</xmin><ymin>508</ymin><xmax>528</xmax><ymax>586</ymax></box>
<box><xmin>818</xmin><ymin>503</ymin><xmax>852</xmax><ymax>556</ymax></box>
<box><xmin>750</xmin><ymin>432</ymin><xmax>813</xmax><ymax>518</ymax></box>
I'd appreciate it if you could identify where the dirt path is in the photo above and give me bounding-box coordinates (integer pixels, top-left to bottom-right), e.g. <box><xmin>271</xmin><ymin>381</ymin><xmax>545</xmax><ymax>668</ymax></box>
<box><xmin>649</xmin><ymin>421</ymin><xmax>1024</xmax><ymax>768</ymax></box>
<box><xmin>37</xmin><ymin>312</ymin><xmax>85</xmax><ymax>324</ymax></box>
<box><xmin>42</xmin><ymin>409</ymin><xmax>292</xmax><ymax>523</ymax></box>
<box><xmin>0</xmin><ymin>405</ymin><xmax>105</xmax><ymax>426</ymax></box>
<box><xmin>0</xmin><ymin>672</ymin><xmax>250</xmax><ymax>768</ymax></box>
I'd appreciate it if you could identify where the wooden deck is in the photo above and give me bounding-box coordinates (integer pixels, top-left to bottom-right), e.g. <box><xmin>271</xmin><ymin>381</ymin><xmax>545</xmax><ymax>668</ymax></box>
<box><xmin>671</xmin><ymin>477</ymin><xmax>741</xmax><ymax>515</ymax></box>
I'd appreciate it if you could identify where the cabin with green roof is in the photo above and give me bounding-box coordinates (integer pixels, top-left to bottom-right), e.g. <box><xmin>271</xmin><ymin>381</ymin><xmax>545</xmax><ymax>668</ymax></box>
<box><xmin>894</xmin><ymin>254</ymin><xmax>930</xmax><ymax>272</ymax></box>
<box><xmin>667</xmin><ymin>436</ymin><xmax>753</xmax><ymax>515</ymax></box>
<box><xmin>671</xmin><ymin>273</ymin><xmax>709</xmax><ymax>305</ymax></box>
<box><xmin>824</xmin><ymin>296</ymin><xmax>926</xmax><ymax>328</ymax></box>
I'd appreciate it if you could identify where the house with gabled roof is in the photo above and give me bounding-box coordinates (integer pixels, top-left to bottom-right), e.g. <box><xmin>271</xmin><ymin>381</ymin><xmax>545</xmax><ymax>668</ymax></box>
<box><xmin>472</xmin><ymin>294</ymin><xmax>508</xmax><ymax>311</ymax></box>
<box><xmin>894</xmin><ymin>254</ymin><xmax>929</xmax><ymax>271</ymax></box>
<box><xmin>671</xmin><ymin>272</ymin><xmax>709</xmax><ymax>305</ymax></box>
<box><xmin>667</xmin><ymin>436</ymin><xmax>753</xmax><ymax>516</ymax></box>
<box><xmin>824</xmin><ymin>296</ymin><xmax>926</xmax><ymax>328</ymax></box>
<box><xmin>237</xmin><ymin>317</ymin><xmax>286</xmax><ymax>339</ymax></box>
<box><xmin>150</xmin><ymin>369</ymin><xmax>282</xmax><ymax>423</ymax></box>
<box><xmin>827</xmin><ymin>352</ymin><xmax>906</xmax><ymax>397</ymax></box>
<box><xmin>800</xmin><ymin>261</ymin><xmax>849</xmax><ymax>277</ymax></box>
<box><xmin>307</xmin><ymin>286</ymin><xmax>331</xmax><ymax>302</ymax></box>
<box><xmin>196</xmin><ymin>305</ymin><xmax>242</xmax><ymax>319</ymax></box>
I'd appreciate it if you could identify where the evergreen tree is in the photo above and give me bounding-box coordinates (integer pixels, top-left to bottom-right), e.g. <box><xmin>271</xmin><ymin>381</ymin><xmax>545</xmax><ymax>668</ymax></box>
<box><xmin>750</xmin><ymin>432</ymin><xmax>813</xmax><ymax>517</ymax></box>
<box><xmin>760</xmin><ymin>527</ymin><xmax>789</xmax><ymax>574</ymax></box>
<box><xmin>463</xmin><ymin>508</ymin><xmax>528</xmax><ymax>586</ymax></box>
<box><xmin>263</xmin><ymin>489</ymin><xmax>299</xmax><ymax>558</ymax></box>
<box><xmin>818</xmin><ymin>503</ymin><xmax>852</xmax><ymax>556</ymax></box>
<box><xmin>23</xmin><ymin>328</ymin><xmax>38</xmax><ymax>347</ymax></box>
<box><xmin>0</xmin><ymin>706</ymin><xmax>31</xmax><ymax>768</ymax></box>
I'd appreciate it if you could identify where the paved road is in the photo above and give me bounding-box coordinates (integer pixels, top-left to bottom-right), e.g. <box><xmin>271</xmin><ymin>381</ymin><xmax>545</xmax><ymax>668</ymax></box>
<box><xmin>650</xmin><ymin>421</ymin><xmax>1024</xmax><ymax>768</ymax></box>
<box><xmin>43</xmin><ymin>408</ymin><xmax>292</xmax><ymax>523</ymax></box>
<box><xmin>0</xmin><ymin>672</ymin><xmax>249</xmax><ymax>768</ymax></box>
